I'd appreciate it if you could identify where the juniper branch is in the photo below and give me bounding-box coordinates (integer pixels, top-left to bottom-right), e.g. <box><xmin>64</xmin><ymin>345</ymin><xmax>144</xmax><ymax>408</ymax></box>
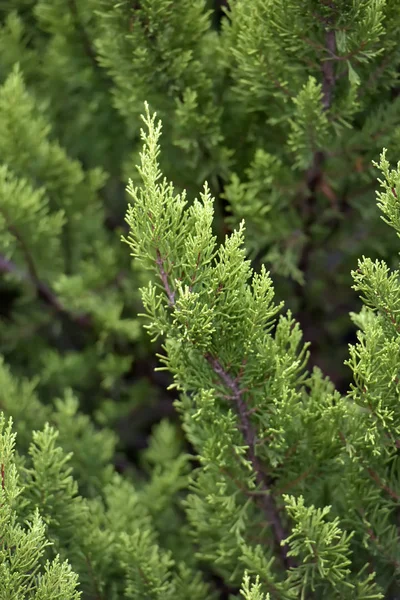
<box><xmin>204</xmin><ymin>353</ymin><xmax>296</xmax><ymax>571</ymax></box>
<box><xmin>154</xmin><ymin>249</ymin><xmax>296</xmax><ymax>572</ymax></box>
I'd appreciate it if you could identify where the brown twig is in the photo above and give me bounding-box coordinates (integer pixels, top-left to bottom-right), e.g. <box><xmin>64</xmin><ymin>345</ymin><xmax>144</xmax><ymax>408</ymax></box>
<box><xmin>339</xmin><ymin>430</ymin><xmax>400</xmax><ymax>502</ymax></box>
<box><xmin>155</xmin><ymin>249</ymin><xmax>175</xmax><ymax>306</ymax></box>
<box><xmin>0</xmin><ymin>253</ymin><xmax>91</xmax><ymax>328</ymax></box>
<box><xmin>366</xmin><ymin>467</ymin><xmax>400</xmax><ymax>503</ymax></box>
<box><xmin>294</xmin><ymin>11</ymin><xmax>339</xmax><ymax>368</ymax></box>
<box><xmin>205</xmin><ymin>353</ymin><xmax>295</xmax><ymax>570</ymax></box>
<box><xmin>152</xmin><ymin>243</ymin><xmax>296</xmax><ymax>571</ymax></box>
<box><xmin>0</xmin><ymin>204</ymin><xmax>90</xmax><ymax>327</ymax></box>
<box><xmin>359</xmin><ymin>507</ymin><xmax>400</xmax><ymax>571</ymax></box>
<box><xmin>321</xmin><ymin>30</ymin><xmax>337</xmax><ymax>110</ymax></box>
<box><xmin>297</xmin><ymin>22</ymin><xmax>337</xmax><ymax>258</ymax></box>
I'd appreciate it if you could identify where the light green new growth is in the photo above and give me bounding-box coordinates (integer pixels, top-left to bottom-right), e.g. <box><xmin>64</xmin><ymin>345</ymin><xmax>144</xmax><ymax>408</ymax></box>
<box><xmin>123</xmin><ymin>104</ymin><xmax>393</xmax><ymax>598</ymax></box>
<box><xmin>0</xmin><ymin>364</ymin><xmax>214</xmax><ymax>599</ymax></box>
<box><xmin>240</xmin><ymin>573</ymin><xmax>270</xmax><ymax>600</ymax></box>
<box><xmin>2</xmin><ymin>102</ymin><xmax>400</xmax><ymax>598</ymax></box>
<box><xmin>3</xmin><ymin>1</ymin><xmax>400</xmax><ymax>598</ymax></box>
<box><xmin>0</xmin><ymin>414</ymin><xmax>80</xmax><ymax>600</ymax></box>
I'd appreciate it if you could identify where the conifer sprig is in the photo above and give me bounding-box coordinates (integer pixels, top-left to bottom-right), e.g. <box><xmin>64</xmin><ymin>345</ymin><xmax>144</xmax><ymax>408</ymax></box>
<box><xmin>124</xmin><ymin>103</ymin><xmax>309</xmax><ymax>573</ymax></box>
<box><xmin>123</xmin><ymin>102</ymin><xmax>393</xmax><ymax>598</ymax></box>
<box><xmin>203</xmin><ymin>352</ymin><xmax>294</xmax><ymax>570</ymax></box>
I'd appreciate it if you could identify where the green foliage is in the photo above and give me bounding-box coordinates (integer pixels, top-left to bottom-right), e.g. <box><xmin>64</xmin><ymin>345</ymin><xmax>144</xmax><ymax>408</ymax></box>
<box><xmin>121</xmin><ymin>107</ymin><xmax>400</xmax><ymax>598</ymax></box>
<box><xmin>0</xmin><ymin>62</ymin><xmax>147</xmax><ymax>421</ymax></box>
<box><xmin>240</xmin><ymin>573</ymin><xmax>270</xmax><ymax>600</ymax></box>
<box><xmin>1</xmin><ymin>0</ymin><xmax>400</xmax><ymax>404</ymax></box>
<box><xmin>0</xmin><ymin>415</ymin><xmax>80</xmax><ymax>600</ymax></box>
<box><xmin>3</xmin><ymin>1</ymin><xmax>400</xmax><ymax>599</ymax></box>
<box><xmin>0</xmin><ymin>382</ymin><xmax>213</xmax><ymax>599</ymax></box>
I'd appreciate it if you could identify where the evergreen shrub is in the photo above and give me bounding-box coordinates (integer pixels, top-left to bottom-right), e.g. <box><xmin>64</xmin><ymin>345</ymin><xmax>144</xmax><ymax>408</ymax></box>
<box><xmin>1</xmin><ymin>1</ymin><xmax>400</xmax><ymax>598</ymax></box>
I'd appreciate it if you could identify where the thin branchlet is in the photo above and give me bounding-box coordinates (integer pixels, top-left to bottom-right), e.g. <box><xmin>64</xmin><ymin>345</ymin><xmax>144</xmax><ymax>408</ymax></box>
<box><xmin>0</xmin><ymin>253</ymin><xmax>91</xmax><ymax>329</ymax></box>
<box><xmin>204</xmin><ymin>353</ymin><xmax>296</xmax><ymax>571</ymax></box>
<box><xmin>152</xmin><ymin>242</ymin><xmax>296</xmax><ymax>571</ymax></box>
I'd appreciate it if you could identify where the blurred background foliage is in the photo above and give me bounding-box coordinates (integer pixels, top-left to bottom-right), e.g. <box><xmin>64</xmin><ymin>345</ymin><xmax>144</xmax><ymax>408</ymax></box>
<box><xmin>1</xmin><ymin>0</ymin><xmax>400</xmax><ymax>463</ymax></box>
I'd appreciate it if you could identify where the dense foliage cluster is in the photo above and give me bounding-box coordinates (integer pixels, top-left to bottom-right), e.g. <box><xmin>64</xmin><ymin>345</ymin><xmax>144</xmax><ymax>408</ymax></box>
<box><xmin>1</xmin><ymin>1</ymin><xmax>400</xmax><ymax>598</ymax></box>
